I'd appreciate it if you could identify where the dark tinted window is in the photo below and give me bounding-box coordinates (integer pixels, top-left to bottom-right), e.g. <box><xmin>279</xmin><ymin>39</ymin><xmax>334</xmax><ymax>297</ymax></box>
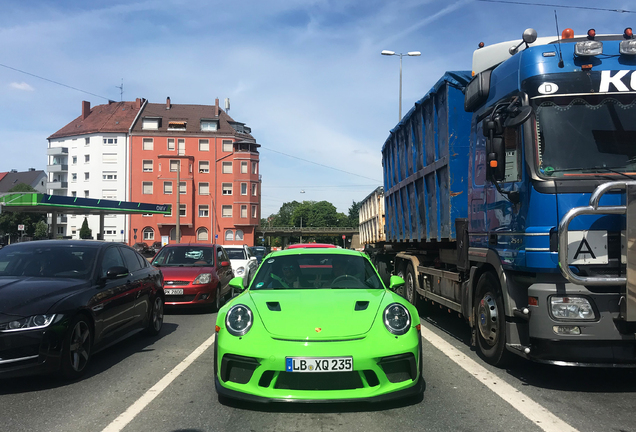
<box><xmin>101</xmin><ymin>247</ymin><xmax>125</xmax><ymax>278</ymax></box>
<box><xmin>225</xmin><ymin>248</ymin><xmax>247</xmax><ymax>260</ymax></box>
<box><xmin>120</xmin><ymin>247</ymin><xmax>143</xmax><ymax>272</ymax></box>
<box><xmin>0</xmin><ymin>244</ymin><xmax>97</xmax><ymax>279</ymax></box>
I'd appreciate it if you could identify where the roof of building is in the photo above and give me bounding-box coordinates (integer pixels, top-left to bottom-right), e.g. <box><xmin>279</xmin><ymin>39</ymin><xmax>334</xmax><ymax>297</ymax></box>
<box><xmin>0</xmin><ymin>170</ymin><xmax>47</xmax><ymax>193</ymax></box>
<box><xmin>48</xmin><ymin>99</ymin><xmax>145</xmax><ymax>140</ymax></box>
<box><xmin>131</xmin><ymin>100</ymin><xmax>255</xmax><ymax>141</ymax></box>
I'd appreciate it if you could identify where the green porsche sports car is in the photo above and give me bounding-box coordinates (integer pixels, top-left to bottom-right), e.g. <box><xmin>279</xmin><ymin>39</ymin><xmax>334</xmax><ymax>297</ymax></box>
<box><xmin>214</xmin><ymin>246</ymin><xmax>424</xmax><ymax>403</ymax></box>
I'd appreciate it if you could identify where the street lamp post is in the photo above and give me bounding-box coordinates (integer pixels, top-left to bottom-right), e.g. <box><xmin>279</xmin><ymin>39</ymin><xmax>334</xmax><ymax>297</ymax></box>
<box><xmin>381</xmin><ymin>50</ymin><xmax>421</xmax><ymax>122</ymax></box>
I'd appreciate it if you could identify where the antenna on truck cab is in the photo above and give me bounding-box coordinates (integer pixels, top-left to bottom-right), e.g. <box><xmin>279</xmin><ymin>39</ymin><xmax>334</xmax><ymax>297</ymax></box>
<box><xmin>554</xmin><ymin>10</ymin><xmax>565</xmax><ymax>68</ymax></box>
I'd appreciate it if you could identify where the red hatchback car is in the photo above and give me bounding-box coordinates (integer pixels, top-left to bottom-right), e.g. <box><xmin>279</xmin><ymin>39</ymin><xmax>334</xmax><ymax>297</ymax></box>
<box><xmin>150</xmin><ymin>243</ymin><xmax>234</xmax><ymax>311</ymax></box>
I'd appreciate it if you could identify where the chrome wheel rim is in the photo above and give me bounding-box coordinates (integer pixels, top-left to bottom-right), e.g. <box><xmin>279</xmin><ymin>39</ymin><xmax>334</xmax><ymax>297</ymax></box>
<box><xmin>477</xmin><ymin>293</ymin><xmax>499</xmax><ymax>347</ymax></box>
<box><xmin>152</xmin><ymin>297</ymin><xmax>164</xmax><ymax>332</ymax></box>
<box><xmin>69</xmin><ymin>321</ymin><xmax>90</xmax><ymax>372</ymax></box>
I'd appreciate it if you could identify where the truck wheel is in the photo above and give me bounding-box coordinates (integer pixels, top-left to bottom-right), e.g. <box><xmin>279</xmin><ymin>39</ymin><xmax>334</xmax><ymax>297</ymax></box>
<box><xmin>404</xmin><ymin>264</ymin><xmax>418</xmax><ymax>307</ymax></box>
<box><xmin>473</xmin><ymin>272</ymin><xmax>511</xmax><ymax>367</ymax></box>
<box><xmin>376</xmin><ymin>260</ymin><xmax>391</xmax><ymax>287</ymax></box>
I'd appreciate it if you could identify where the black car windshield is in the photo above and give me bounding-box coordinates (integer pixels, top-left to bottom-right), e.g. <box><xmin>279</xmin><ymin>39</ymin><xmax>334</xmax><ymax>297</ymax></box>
<box><xmin>534</xmin><ymin>94</ymin><xmax>636</xmax><ymax>177</ymax></box>
<box><xmin>0</xmin><ymin>245</ymin><xmax>97</xmax><ymax>279</ymax></box>
<box><xmin>250</xmin><ymin>253</ymin><xmax>383</xmax><ymax>290</ymax></box>
<box><xmin>151</xmin><ymin>246</ymin><xmax>214</xmax><ymax>266</ymax></box>
<box><xmin>225</xmin><ymin>249</ymin><xmax>247</xmax><ymax>260</ymax></box>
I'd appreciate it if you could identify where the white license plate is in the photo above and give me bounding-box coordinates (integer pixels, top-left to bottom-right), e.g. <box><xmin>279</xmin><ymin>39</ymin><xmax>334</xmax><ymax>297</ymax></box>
<box><xmin>164</xmin><ymin>288</ymin><xmax>184</xmax><ymax>295</ymax></box>
<box><xmin>567</xmin><ymin>231</ymin><xmax>607</xmax><ymax>265</ymax></box>
<box><xmin>285</xmin><ymin>357</ymin><xmax>353</xmax><ymax>373</ymax></box>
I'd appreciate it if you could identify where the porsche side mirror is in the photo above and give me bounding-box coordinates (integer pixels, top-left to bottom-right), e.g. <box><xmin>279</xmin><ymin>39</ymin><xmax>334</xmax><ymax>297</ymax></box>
<box><xmin>229</xmin><ymin>276</ymin><xmax>246</xmax><ymax>293</ymax></box>
<box><xmin>389</xmin><ymin>275</ymin><xmax>405</xmax><ymax>291</ymax></box>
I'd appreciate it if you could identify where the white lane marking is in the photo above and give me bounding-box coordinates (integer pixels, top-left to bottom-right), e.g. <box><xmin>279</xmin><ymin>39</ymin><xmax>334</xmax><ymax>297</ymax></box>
<box><xmin>420</xmin><ymin>327</ymin><xmax>580</xmax><ymax>432</ymax></box>
<box><xmin>101</xmin><ymin>333</ymin><xmax>216</xmax><ymax>432</ymax></box>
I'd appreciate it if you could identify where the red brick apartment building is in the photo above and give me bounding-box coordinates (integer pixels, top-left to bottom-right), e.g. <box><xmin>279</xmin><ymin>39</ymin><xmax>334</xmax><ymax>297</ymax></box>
<box><xmin>129</xmin><ymin>98</ymin><xmax>261</xmax><ymax>246</ymax></box>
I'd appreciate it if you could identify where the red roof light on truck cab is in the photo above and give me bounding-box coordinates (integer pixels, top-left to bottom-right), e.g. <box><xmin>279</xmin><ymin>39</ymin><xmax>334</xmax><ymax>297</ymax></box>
<box><xmin>561</xmin><ymin>28</ymin><xmax>574</xmax><ymax>39</ymax></box>
<box><xmin>625</xmin><ymin>27</ymin><xmax>634</xmax><ymax>39</ymax></box>
<box><xmin>587</xmin><ymin>29</ymin><xmax>596</xmax><ymax>40</ymax></box>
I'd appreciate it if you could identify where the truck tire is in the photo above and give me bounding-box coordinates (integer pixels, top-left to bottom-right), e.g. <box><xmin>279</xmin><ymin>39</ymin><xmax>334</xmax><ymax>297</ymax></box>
<box><xmin>404</xmin><ymin>264</ymin><xmax>418</xmax><ymax>307</ymax></box>
<box><xmin>376</xmin><ymin>260</ymin><xmax>391</xmax><ymax>288</ymax></box>
<box><xmin>473</xmin><ymin>272</ymin><xmax>511</xmax><ymax>367</ymax></box>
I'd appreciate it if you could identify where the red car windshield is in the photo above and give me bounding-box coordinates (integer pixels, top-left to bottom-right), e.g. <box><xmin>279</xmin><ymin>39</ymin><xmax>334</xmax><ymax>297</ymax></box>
<box><xmin>151</xmin><ymin>246</ymin><xmax>214</xmax><ymax>267</ymax></box>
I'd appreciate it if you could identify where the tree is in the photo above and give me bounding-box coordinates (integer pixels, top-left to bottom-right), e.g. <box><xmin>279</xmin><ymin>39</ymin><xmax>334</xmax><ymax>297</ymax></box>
<box><xmin>347</xmin><ymin>200</ymin><xmax>361</xmax><ymax>228</ymax></box>
<box><xmin>33</xmin><ymin>221</ymin><xmax>49</xmax><ymax>239</ymax></box>
<box><xmin>79</xmin><ymin>217</ymin><xmax>92</xmax><ymax>239</ymax></box>
<box><xmin>0</xmin><ymin>183</ymin><xmax>46</xmax><ymax>239</ymax></box>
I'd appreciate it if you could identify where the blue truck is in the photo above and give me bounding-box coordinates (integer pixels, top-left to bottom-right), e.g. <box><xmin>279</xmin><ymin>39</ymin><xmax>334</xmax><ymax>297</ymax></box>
<box><xmin>366</xmin><ymin>27</ymin><xmax>636</xmax><ymax>366</ymax></box>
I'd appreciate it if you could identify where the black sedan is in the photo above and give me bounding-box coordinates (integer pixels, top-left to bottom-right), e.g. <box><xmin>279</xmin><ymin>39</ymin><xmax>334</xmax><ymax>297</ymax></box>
<box><xmin>0</xmin><ymin>240</ymin><xmax>164</xmax><ymax>379</ymax></box>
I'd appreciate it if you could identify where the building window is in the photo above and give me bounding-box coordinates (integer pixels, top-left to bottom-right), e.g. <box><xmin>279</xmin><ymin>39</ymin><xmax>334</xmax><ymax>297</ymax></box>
<box><xmin>72</xmin><ymin>191</ymin><xmax>77</xmax><ymax>198</ymax></box>
<box><xmin>252</xmin><ymin>205</ymin><xmax>257</xmax><ymax>218</ymax></box>
<box><xmin>199</xmin><ymin>139</ymin><xmax>209</xmax><ymax>151</ymax></box>
<box><xmin>201</xmin><ymin>120</ymin><xmax>217</xmax><ymax>131</ymax></box>
<box><xmin>72</xmin><ymin>156</ymin><xmax>77</xmax><ymax>165</ymax></box>
<box><xmin>143</xmin><ymin>227</ymin><xmax>154</xmax><ymax>241</ymax></box>
<box><xmin>103</xmin><ymin>137</ymin><xmax>117</xmax><ymax>145</ymax></box>
<box><xmin>102</xmin><ymin>153</ymin><xmax>117</xmax><ymax>163</ymax></box>
<box><xmin>168</xmin><ymin>138</ymin><xmax>175</xmax><ymax>151</ymax></box>
<box><xmin>222</xmin><ymin>205</ymin><xmax>232</xmax><ymax>217</ymax></box>
<box><xmin>143</xmin><ymin>160</ymin><xmax>153</xmax><ymax>172</ymax></box>
<box><xmin>199</xmin><ymin>205</ymin><xmax>209</xmax><ymax>217</ymax></box>
<box><xmin>143</xmin><ymin>182</ymin><xmax>153</xmax><ymax>194</ymax></box>
<box><xmin>168</xmin><ymin>121</ymin><xmax>186</xmax><ymax>131</ymax></box>
<box><xmin>179</xmin><ymin>204</ymin><xmax>186</xmax><ymax>217</ymax></box>
<box><xmin>169</xmin><ymin>227</ymin><xmax>181</xmax><ymax>241</ymax></box>
<box><xmin>222</xmin><ymin>162</ymin><xmax>232</xmax><ymax>174</ymax></box>
<box><xmin>252</xmin><ymin>161</ymin><xmax>258</xmax><ymax>174</ymax></box>
<box><xmin>170</xmin><ymin>160</ymin><xmax>180</xmax><ymax>172</ymax></box>
<box><xmin>225</xmin><ymin>230</ymin><xmax>234</xmax><ymax>241</ymax></box>
<box><xmin>102</xmin><ymin>172</ymin><xmax>117</xmax><ymax>181</ymax></box>
<box><xmin>251</xmin><ymin>183</ymin><xmax>257</xmax><ymax>196</ymax></box>
<box><xmin>143</xmin><ymin>138</ymin><xmax>153</xmax><ymax>150</ymax></box>
<box><xmin>240</xmin><ymin>205</ymin><xmax>247</xmax><ymax>218</ymax></box>
<box><xmin>164</xmin><ymin>206</ymin><xmax>172</xmax><ymax>217</ymax></box>
<box><xmin>164</xmin><ymin>181</ymin><xmax>173</xmax><ymax>194</ymax></box>
<box><xmin>178</xmin><ymin>139</ymin><xmax>185</xmax><ymax>155</ymax></box>
<box><xmin>84</xmin><ymin>190</ymin><xmax>89</xmax><ymax>198</ymax></box>
<box><xmin>199</xmin><ymin>161</ymin><xmax>209</xmax><ymax>173</ymax></box>
<box><xmin>241</xmin><ymin>183</ymin><xmax>247</xmax><ymax>195</ymax></box>
<box><xmin>179</xmin><ymin>181</ymin><xmax>186</xmax><ymax>194</ymax></box>
<box><xmin>143</xmin><ymin>214</ymin><xmax>152</xmax><ymax>217</ymax></box>
<box><xmin>222</xmin><ymin>183</ymin><xmax>232</xmax><ymax>195</ymax></box>
<box><xmin>241</xmin><ymin>161</ymin><xmax>248</xmax><ymax>174</ymax></box>
<box><xmin>199</xmin><ymin>182</ymin><xmax>209</xmax><ymax>195</ymax></box>
<box><xmin>72</xmin><ymin>173</ymin><xmax>77</xmax><ymax>182</ymax></box>
<box><xmin>102</xmin><ymin>190</ymin><xmax>117</xmax><ymax>199</ymax></box>
<box><xmin>84</xmin><ymin>172</ymin><xmax>90</xmax><ymax>180</ymax></box>
<box><xmin>85</xmin><ymin>137</ymin><xmax>90</xmax><ymax>145</ymax></box>
<box><xmin>142</xmin><ymin>118</ymin><xmax>160</xmax><ymax>130</ymax></box>
<box><xmin>197</xmin><ymin>227</ymin><xmax>209</xmax><ymax>241</ymax></box>
<box><xmin>222</xmin><ymin>140</ymin><xmax>233</xmax><ymax>152</ymax></box>
<box><xmin>236</xmin><ymin>230</ymin><xmax>244</xmax><ymax>241</ymax></box>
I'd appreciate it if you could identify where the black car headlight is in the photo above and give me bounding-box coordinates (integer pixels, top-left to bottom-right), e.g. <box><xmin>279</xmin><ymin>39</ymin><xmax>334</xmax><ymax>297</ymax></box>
<box><xmin>383</xmin><ymin>303</ymin><xmax>410</xmax><ymax>335</ymax></box>
<box><xmin>0</xmin><ymin>314</ymin><xmax>57</xmax><ymax>332</ymax></box>
<box><xmin>225</xmin><ymin>305</ymin><xmax>253</xmax><ymax>336</ymax></box>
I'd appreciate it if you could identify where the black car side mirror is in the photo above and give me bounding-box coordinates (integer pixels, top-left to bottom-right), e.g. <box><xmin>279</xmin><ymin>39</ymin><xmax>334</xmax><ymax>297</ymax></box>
<box><xmin>106</xmin><ymin>266</ymin><xmax>129</xmax><ymax>279</ymax></box>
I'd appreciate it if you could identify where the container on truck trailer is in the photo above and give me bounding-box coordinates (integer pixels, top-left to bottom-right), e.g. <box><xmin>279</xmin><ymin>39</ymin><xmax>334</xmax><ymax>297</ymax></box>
<box><xmin>367</xmin><ymin>27</ymin><xmax>636</xmax><ymax>366</ymax></box>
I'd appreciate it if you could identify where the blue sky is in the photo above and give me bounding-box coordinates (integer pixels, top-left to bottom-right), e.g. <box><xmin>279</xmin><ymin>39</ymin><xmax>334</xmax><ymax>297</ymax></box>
<box><xmin>1</xmin><ymin>0</ymin><xmax>634</xmax><ymax>217</ymax></box>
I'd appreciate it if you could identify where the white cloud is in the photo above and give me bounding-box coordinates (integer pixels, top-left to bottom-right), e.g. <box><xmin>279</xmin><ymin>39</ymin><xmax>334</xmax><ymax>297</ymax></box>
<box><xmin>9</xmin><ymin>82</ymin><xmax>34</xmax><ymax>91</ymax></box>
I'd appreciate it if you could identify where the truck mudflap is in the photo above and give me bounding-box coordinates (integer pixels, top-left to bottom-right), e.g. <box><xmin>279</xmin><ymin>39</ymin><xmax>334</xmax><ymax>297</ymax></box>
<box><xmin>558</xmin><ymin>181</ymin><xmax>636</xmax><ymax>322</ymax></box>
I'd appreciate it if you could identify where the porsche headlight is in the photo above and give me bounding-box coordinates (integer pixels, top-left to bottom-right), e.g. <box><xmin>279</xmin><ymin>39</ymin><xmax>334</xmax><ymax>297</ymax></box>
<box><xmin>225</xmin><ymin>304</ymin><xmax>253</xmax><ymax>336</ymax></box>
<box><xmin>0</xmin><ymin>314</ymin><xmax>56</xmax><ymax>332</ymax></box>
<box><xmin>383</xmin><ymin>303</ymin><xmax>410</xmax><ymax>335</ymax></box>
<box><xmin>235</xmin><ymin>266</ymin><xmax>245</xmax><ymax>276</ymax></box>
<box><xmin>192</xmin><ymin>273</ymin><xmax>212</xmax><ymax>285</ymax></box>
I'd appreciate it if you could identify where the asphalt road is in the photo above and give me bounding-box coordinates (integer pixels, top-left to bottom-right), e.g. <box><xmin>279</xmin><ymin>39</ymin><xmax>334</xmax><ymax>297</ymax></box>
<box><xmin>1</xmin><ymin>305</ymin><xmax>635</xmax><ymax>432</ymax></box>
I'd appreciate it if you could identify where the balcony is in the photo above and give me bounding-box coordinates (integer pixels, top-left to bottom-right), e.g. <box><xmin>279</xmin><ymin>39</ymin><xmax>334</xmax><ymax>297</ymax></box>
<box><xmin>48</xmin><ymin>181</ymin><xmax>68</xmax><ymax>190</ymax></box>
<box><xmin>47</xmin><ymin>164</ymin><xmax>69</xmax><ymax>173</ymax></box>
<box><xmin>47</xmin><ymin>147</ymin><xmax>68</xmax><ymax>156</ymax></box>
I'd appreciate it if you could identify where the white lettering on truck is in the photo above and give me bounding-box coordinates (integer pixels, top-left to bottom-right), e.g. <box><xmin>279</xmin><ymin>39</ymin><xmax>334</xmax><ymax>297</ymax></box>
<box><xmin>599</xmin><ymin>70</ymin><xmax>631</xmax><ymax>92</ymax></box>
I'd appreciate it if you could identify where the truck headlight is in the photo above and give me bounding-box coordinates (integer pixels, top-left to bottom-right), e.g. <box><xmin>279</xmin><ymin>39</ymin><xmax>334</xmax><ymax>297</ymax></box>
<box><xmin>575</xmin><ymin>40</ymin><xmax>603</xmax><ymax>56</ymax></box>
<box><xmin>550</xmin><ymin>297</ymin><xmax>595</xmax><ymax>320</ymax></box>
<box><xmin>225</xmin><ymin>304</ymin><xmax>253</xmax><ymax>336</ymax></box>
<box><xmin>383</xmin><ymin>303</ymin><xmax>411</xmax><ymax>335</ymax></box>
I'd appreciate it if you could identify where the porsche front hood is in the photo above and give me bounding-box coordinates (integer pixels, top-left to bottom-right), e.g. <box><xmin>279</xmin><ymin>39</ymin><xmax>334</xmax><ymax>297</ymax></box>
<box><xmin>248</xmin><ymin>289</ymin><xmax>387</xmax><ymax>340</ymax></box>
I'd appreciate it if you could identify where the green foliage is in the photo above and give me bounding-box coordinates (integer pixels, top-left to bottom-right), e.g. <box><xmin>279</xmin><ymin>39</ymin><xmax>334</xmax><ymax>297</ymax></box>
<box><xmin>33</xmin><ymin>221</ymin><xmax>49</xmax><ymax>239</ymax></box>
<box><xmin>79</xmin><ymin>217</ymin><xmax>92</xmax><ymax>239</ymax></box>
<box><xmin>347</xmin><ymin>200</ymin><xmax>361</xmax><ymax>228</ymax></box>
<box><xmin>9</xmin><ymin>183</ymin><xmax>38</xmax><ymax>193</ymax></box>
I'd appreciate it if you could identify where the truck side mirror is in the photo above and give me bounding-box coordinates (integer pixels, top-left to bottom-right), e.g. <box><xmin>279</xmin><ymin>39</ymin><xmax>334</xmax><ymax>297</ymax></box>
<box><xmin>504</xmin><ymin>105</ymin><xmax>532</xmax><ymax>128</ymax></box>
<box><xmin>487</xmin><ymin>137</ymin><xmax>506</xmax><ymax>181</ymax></box>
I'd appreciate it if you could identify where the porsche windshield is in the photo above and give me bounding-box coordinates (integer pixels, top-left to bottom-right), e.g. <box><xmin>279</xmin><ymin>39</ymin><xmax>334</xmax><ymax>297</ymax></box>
<box><xmin>250</xmin><ymin>253</ymin><xmax>383</xmax><ymax>290</ymax></box>
<box><xmin>534</xmin><ymin>94</ymin><xmax>636</xmax><ymax>177</ymax></box>
<box><xmin>151</xmin><ymin>246</ymin><xmax>214</xmax><ymax>266</ymax></box>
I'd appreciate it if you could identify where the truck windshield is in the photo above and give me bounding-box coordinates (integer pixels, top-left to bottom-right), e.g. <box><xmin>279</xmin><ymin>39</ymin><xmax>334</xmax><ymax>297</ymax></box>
<box><xmin>534</xmin><ymin>94</ymin><xmax>636</xmax><ymax>177</ymax></box>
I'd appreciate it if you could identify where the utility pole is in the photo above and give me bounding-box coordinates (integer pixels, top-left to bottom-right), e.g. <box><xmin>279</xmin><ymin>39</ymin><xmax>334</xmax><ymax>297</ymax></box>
<box><xmin>176</xmin><ymin>160</ymin><xmax>181</xmax><ymax>243</ymax></box>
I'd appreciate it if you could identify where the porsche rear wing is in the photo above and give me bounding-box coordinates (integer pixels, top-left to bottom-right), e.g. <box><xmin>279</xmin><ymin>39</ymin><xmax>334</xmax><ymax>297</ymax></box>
<box><xmin>558</xmin><ymin>181</ymin><xmax>636</xmax><ymax>321</ymax></box>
